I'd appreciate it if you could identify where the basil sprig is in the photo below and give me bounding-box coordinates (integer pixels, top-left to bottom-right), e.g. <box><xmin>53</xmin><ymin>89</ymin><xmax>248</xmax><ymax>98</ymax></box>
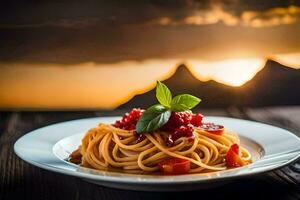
<box><xmin>170</xmin><ymin>94</ymin><xmax>201</xmax><ymax>112</ymax></box>
<box><xmin>136</xmin><ymin>81</ymin><xmax>201</xmax><ymax>133</ymax></box>
<box><xmin>156</xmin><ymin>81</ymin><xmax>172</xmax><ymax>108</ymax></box>
<box><xmin>136</xmin><ymin>105</ymin><xmax>171</xmax><ymax>133</ymax></box>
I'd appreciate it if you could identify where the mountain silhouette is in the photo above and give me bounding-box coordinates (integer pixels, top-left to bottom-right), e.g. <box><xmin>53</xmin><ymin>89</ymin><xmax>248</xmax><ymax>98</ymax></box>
<box><xmin>237</xmin><ymin>60</ymin><xmax>300</xmax><ymax>106</ymax></box>
<box><xmin>119</xmin><ymin>60</ymin><xmax>300</xmax><ymax>109</ymax></box>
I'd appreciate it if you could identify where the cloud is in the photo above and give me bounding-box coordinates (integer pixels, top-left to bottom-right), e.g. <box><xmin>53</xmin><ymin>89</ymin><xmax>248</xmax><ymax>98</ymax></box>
<box><xmin>154</xmin><ymin>4</ymin><xmax>239</xmax><ymax>26</ymax></box>
<box><xmin>152</xmin><ymin>5</ymin><xmax>300</xmax><ymax>28</ymax></box>
<box><xmin>241</xmin><ymin>6</ymin><xmax>300</xmax><ymax>27</ymax></box>
<box><xmin>1</xmin><ymin>1</ymin><xmax>299</xmax><ymax>29</ymax></box>
<box><xmin>0</xmin><ymin>18</ymin><xmax>105</xmax><ymax>29</ymax></box>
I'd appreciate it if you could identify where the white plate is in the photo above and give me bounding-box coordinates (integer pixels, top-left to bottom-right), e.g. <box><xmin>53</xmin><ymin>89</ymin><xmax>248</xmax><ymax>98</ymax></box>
<box><xmin>14</xmin><ymin>116</ymin><xmax>300</xmax><ymax>191</ymax></box>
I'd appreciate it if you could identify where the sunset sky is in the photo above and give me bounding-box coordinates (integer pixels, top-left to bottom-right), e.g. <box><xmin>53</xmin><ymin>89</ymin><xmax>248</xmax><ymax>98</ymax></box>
<box><xmin>0</xmin><ymin>0</ymin><xmax>299</xmax><ymax>109</ymax></box>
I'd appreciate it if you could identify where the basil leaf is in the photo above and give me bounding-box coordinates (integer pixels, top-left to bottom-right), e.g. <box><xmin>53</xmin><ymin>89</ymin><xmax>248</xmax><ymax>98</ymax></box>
<box><xmin>156</xmin><ymin>81</ymin><xmax>172</xmax><ymax>108</ymax></box>
<box><xmin>136</xmin><ymin>104</ymin><xmax>171</xmax><ymax>133</ymax></box>
<box><xmin>170</xmin><ymin>94</ymin><xmax>201</xmax><ymax>112</ymax></box>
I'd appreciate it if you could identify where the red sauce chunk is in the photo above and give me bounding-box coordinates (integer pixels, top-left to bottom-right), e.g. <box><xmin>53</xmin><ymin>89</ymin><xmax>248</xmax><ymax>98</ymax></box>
<box><xmin>114</xmin><ymin>109</ymin><xmax>205</xmax><ymax>146</ymax></box>
<box><xmin>162</xmin><ymin>111</ymin><xmax>203</xmax><ymax>146</ymax></box>
<box><xmin>199</xmin><ymin>123</ymin><xmax>224</xmax><ymax>135</ymax></box>
<box><xmin>226</xmin><ymin>144</ymin><xmax>246</xmax><ymax>168</ymax></box>
<box><xmin>158</xmin><ymin>157</ymin><xmax>190</xmax><ymax>175</ymax></box>
<box><xmin>113</xmin><ymin>108</ymin><xmax>144</xmax><ymax>130</ymax></box>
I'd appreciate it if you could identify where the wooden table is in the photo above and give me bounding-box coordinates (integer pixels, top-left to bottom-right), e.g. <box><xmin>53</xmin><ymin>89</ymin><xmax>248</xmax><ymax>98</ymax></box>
<box><xmin>1</xmin><ymin>107</ymin><xmax>300</xmax><ymax>200</ymax></box>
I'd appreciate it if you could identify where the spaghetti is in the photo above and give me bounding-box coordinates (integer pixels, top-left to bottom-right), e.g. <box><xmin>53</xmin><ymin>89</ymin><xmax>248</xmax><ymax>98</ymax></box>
<box><xmin>70</xmin><ymin>123</ymin><xmax>251</xmax><ymax>174</ymax></box>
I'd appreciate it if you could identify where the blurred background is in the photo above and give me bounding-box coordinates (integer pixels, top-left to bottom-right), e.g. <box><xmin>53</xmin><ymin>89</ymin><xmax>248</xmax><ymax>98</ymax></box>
<box><xmin>0</xmin><ymin>0</ymin><xmax>299</xmax><ymax>111</ymax></box>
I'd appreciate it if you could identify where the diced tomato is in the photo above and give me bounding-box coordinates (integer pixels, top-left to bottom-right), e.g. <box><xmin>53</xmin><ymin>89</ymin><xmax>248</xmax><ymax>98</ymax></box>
<box><xmin>226</xmin><ymin>144</ymin><xmax>246</xmax><ymax>168</ymax></box>
<box><xmin>158</xmin><ymin>157</ymin><xmax>190</xmax><ymax>175</ymax></box>
<box><xmin>199</xmin><ymin>123</ymin><xmax>224</xmax><ymax>135</ymax></box>
<box><xmin>113</xmin><ymin>108</ymin><xmax>144</xmax><ymax>130</ymax></box>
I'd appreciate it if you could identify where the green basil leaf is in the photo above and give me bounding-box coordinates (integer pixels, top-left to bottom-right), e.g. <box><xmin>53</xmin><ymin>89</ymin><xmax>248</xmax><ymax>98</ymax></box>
<box><xmin>136</xmin><ymin>104</ymin><xmax>171</xmax><ymax>133</ymax></box>
<box><xmin>170</xmin><ymin>94</ymin><xmax>201</xmax><ymax>112</ymax></box>
<box><xmin>156</xmin><ymin>81</ymin><xmax>172</xmax><ymax>108</ymax></box>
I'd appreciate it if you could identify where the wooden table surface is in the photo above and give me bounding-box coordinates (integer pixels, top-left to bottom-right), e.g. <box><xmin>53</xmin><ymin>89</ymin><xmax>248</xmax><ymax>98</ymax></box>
<box><xmin>1</xmin><ymin>107</ymin><xmax>300</xmax><ymax>200</ymax></box>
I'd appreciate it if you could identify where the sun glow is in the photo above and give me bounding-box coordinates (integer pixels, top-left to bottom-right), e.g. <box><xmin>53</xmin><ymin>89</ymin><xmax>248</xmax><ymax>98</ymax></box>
<box><xmin>187</xmin><ymin>58</ymin><xmax>265</xmax><ymax>86</ymax></box>
<box><xmin>270</xmin><ymin>53</ymin><xmax>300</xmax><ymax>68</ymax></box>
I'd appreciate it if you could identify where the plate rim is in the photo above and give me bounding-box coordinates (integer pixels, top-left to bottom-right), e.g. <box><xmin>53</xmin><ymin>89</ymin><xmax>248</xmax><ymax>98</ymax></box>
<box><xmin>14</xmin><ymin>116</ymin><xmax>300</xmax><ymax>185</ymax></box>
